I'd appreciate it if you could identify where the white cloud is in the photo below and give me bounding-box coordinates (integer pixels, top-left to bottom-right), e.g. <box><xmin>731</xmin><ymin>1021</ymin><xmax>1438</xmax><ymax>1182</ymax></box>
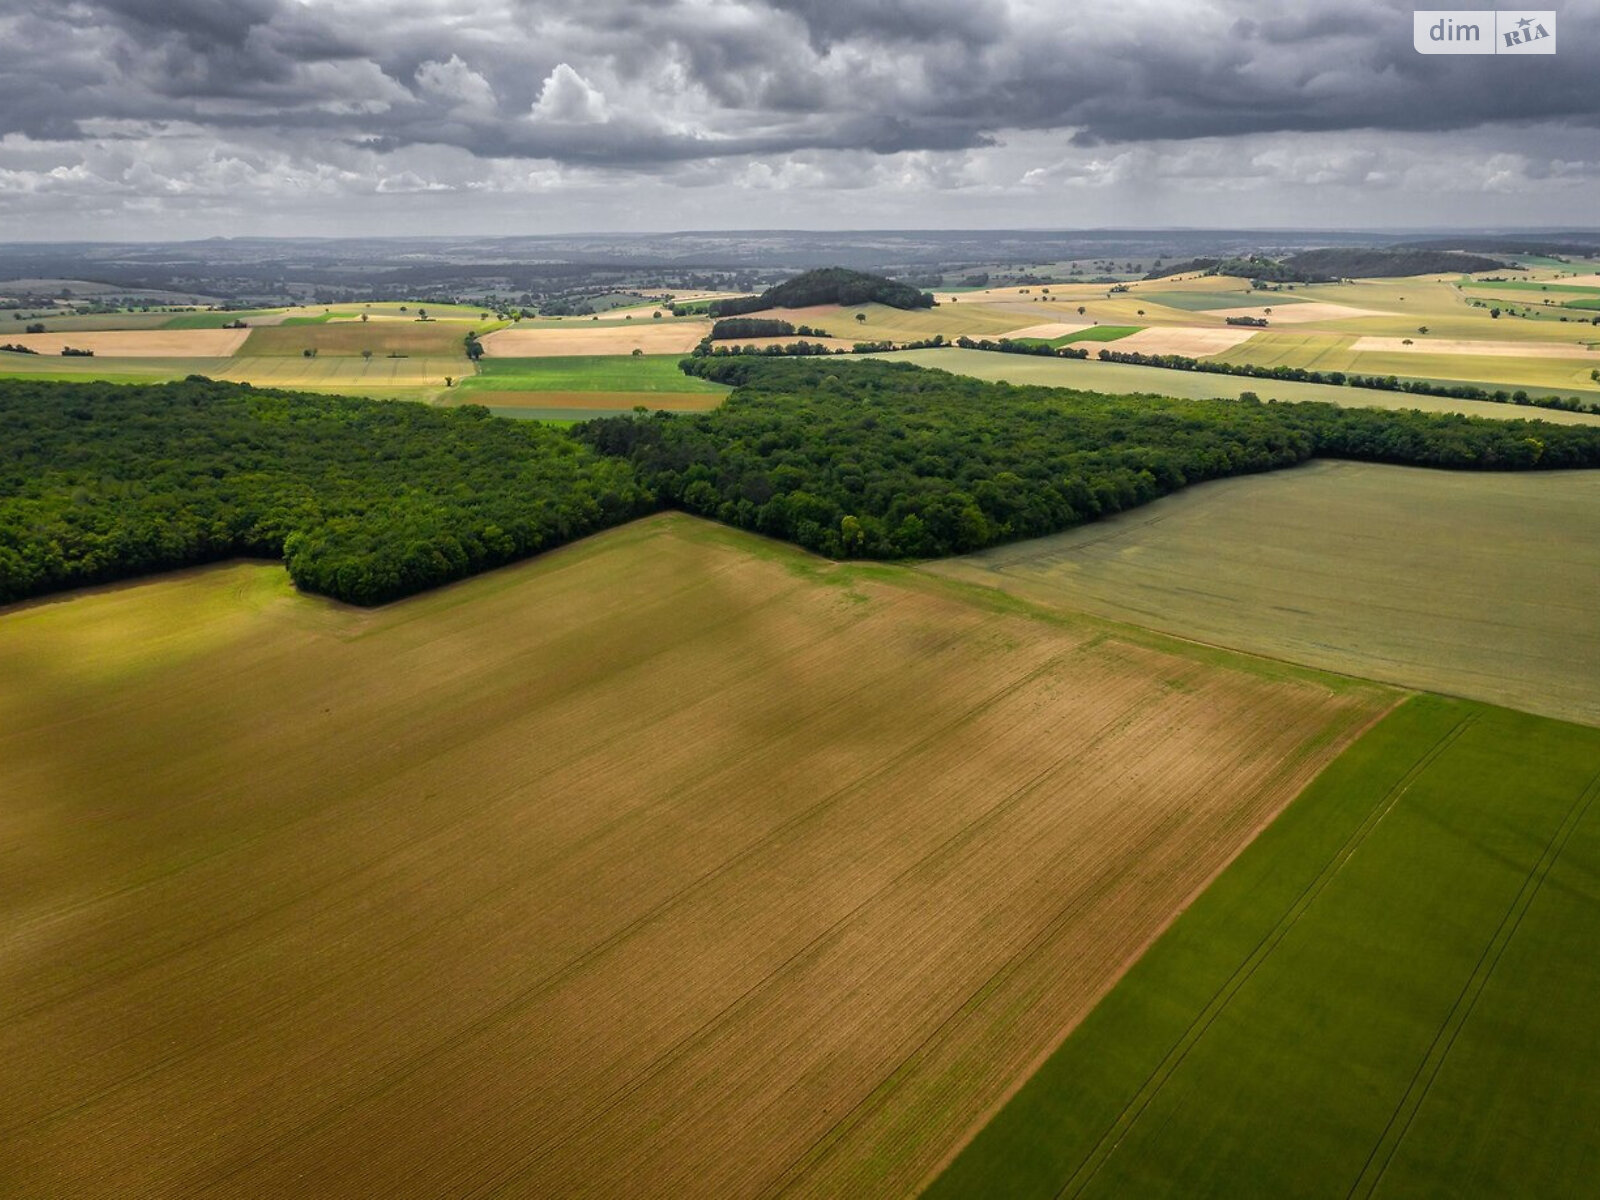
<box><xmin>530</xmin><ymin>63</ymin><xmax>609</xmax><ymax>124</ymax></box>
<box><xmin>415</xmin><ymin>55</ymin><xmax>497</xmax><ymax>114</ymax></box>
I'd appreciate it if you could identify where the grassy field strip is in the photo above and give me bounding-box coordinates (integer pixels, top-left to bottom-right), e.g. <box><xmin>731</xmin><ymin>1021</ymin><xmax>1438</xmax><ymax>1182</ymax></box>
<box><xmin>0</xmin><ymin>516</ymin><xmax>1386</xmax><ymax>1197</ymax></box>
<box><xmin>0</xmin><ymin>355</ymin><xmax>227</xmax><ymax>384</ymax></box>
<box><xmin>878</xmin><ymin>349</ymin><xmax>1600</xmax><ymax>420</ymax></box>
<box><xmin>458</xmin><ymin>354</ymin><xmax>727</xmax><ymax>393</ymax></box>
<box><xmin>1057</xmin><ymin>713</ymin><xmax>1476</xmax><ymax>1198</ymax></box>
<box><xmin>1348</xmin><ymin>763</ymin><xmax>1600</xmax><ymax>1198</ymax></box>
<box><xmin>927</xmin><ymin>697</ymin><xmax>1600</xmax><ymax>1198</ymax></box>
<box><xmin>925</xmin><ymin>461</ymin><xmax>1600</xmax><ymax>725</ymax></box>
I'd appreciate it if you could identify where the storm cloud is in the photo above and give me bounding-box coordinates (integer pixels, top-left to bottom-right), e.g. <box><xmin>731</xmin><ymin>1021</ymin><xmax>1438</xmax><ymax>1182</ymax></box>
<box><xmin>1</xmin><ymin>0</ymin><xmax>1596</xmax><ymax>235</ymax></box>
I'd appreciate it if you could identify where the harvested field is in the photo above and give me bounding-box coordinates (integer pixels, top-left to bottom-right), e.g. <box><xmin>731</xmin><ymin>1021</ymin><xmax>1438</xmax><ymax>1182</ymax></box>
<box><xmin>480</xmin><ymin>321</ymin><xmax>712</xmax><ymax>357</ymax></box>
<box><xmin>1351</xmin><ymin>335</ymin><xmax>1600</xmax><ymax>359</ymax></box>
<box><xmin>0</xmin><ymin>514</ymin><xmax>1388</xmax><ymax>1199</ymax></box>
<box><xmin>1208</xmin><ymin>302</ymin><xmax>1386</xmax><ymax>324</ymax></box>
<box><xmin>1109</xmin><ymin>326</ymin><xmax>1261</xmax><ymax>356</ymax></box>
<box><xmin>1001</xmin><ymin>322</ymin><xmax>1093</xmax><ymax>340</ymax></box>
<box><xmin>925</xmin><ymin>460</ymin><xmax>1600</xmax><ymax>726</ymax></box>
<box><xmin>1</xmin><ymin>328</ymin><xmax>250</xmax><ymax>356</ymax></box>
<box><xmin>212</xmin><ymin>355</ymin><xmax>465</xmax><ymax>389</ymax></box>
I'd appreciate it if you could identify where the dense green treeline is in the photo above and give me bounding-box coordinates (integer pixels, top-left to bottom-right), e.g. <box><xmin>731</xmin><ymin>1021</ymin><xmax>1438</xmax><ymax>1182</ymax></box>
<box><xmin>0</xmin><ymin>379</ymin><xmax>651</xmax><ymax>606</ymax></box>
<box><xmin>575</xmin><ymin>358</ymin><xmax>1600</xmax><ymax>559</ymax></box>
<box><xmin>8</xmin><ymin>361</ymin><xmax>1600</xmax><ymax>607</ymax></box>
<box><xmin>707</xmin><ymin>267</ymin><xmax>934</xmax><ymax>317</ymax></box>
<box><xmin>709</xmin><ymin>317</ymin><xmax>831</xmax><ymax>341</ymax></box>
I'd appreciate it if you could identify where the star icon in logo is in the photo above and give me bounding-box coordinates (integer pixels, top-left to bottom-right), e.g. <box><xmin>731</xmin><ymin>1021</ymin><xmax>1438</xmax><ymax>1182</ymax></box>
<box><xmin>1517</xmin><ymin>16</ymin><xmax>1533</xmax><ymax>30</ymax></box>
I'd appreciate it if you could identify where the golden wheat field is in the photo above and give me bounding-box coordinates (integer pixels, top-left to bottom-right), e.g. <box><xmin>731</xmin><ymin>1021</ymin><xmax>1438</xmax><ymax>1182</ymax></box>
<box><xmin>0</xmin><ymin>515</ymin><xmax>1390</xmax><ymax>1198</ymax></box>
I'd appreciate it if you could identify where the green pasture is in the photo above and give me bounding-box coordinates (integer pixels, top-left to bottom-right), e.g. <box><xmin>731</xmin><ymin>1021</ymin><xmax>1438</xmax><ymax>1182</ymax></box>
<box><xmin>1463</xmin><ymin>280</ymin><xmax>1600</xmax><ymax>296</ymax></box>
<box><xmin>459</xmin><ymin>355</ymin><xmax>726</xmax><ymax>394</ymax></box>
<box><xmin>1135</xmin><ymin>290</ymin><xmax>1301</xmax><ymax>312</ymax></box>
<box><xmin>162</xmin><ymin>309</ymin><xmax>285</xmax><ymax>329</ymax></box>
<box><xmin>6</xmin><ymin>311</ymin><xmax>177</xmax><ymax>332</ymax></box>
<box><xmin>931</xmin><ymin>694</ymin><xmax>1600</xmax><ymax>1199</ymax></box>
<box><xmin>0</xmin><ymin>355</ymin><xmax>221</xmax><ymax>384</ymax></box>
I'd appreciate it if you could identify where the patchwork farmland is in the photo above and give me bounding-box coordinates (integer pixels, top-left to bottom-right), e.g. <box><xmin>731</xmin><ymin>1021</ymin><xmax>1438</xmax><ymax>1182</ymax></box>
<box><xmin>0</xmin><ymin>515</ymin><xmax>1389</xmax><ymax>1198</ymax></box>
<box><xmin>7</xmin><ymin>247</ymin><xmax>1600</xmax><ymax>1198</ymax></box>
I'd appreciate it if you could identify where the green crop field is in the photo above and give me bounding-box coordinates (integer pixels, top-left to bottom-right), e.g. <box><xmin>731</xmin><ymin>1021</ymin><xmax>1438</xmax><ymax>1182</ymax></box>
<box><xmin>1462</xmin><ymin>280</ymin><xmax>1600</xmax><ymax>296</ymax></box>
<box><xmin>4</xmin><ymin>311</ymin><xmax>179</xmax><ymax>332</ymax></box>
<box><xmin>459</xmin><ymin>354</ymin><xmax>727</xmax><ymax>393</ymax></box>
<box><xmin>1060</xmin><ymin>324</ymin><xmax>1142</xmax><ymax>343</ymax></box>
<box><xmin>874</xmin><ymin>348</ymin><xmax>1600</xmax><ymax>423</ymax></box>
<box><xmin>930</xmin><ymin>694</ymin><xmax>1600</xmax><ymax>1199</ymax></box>
<box><xmin>1133</xmin><ymin>289</ymin><xmax>1284</xmax><ymax>311</ymax></box>
<box><xmin>0</xmin><ymin>354</ymin><xmax>226</xmax><ymax>384</ymax></box>
<box><xmin>925</xmin><ymin>459</ymin><xmax>1600</xmax><ymax>725</ymax></box>
<box><xmin>239</xmin><ymin>321</ymin><xmax>474</xmax><ymax>357</ymax></box>
<box><xmin>162</xmin><ymin>309</ymin><xmax>285</xmax><ymax>329</ymax></box>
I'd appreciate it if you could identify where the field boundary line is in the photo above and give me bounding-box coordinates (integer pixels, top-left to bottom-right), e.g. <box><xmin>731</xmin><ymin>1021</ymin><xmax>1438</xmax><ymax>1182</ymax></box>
<box><xmin>1055</xmin><ymin>711</ymin><xmax>1477</xmax><ymax>1199</ymax></box>
<box><xmin>760</xmin><ymin>685</ymin><xmax>1200</xmax><ymax>1198</ymax></box>
<box><xmin>1346</xmin><ymin>762</ymin><xmax>1600</xmax><ymax>1199</ymax></box>
<box><xmin>914</xmin><ymin>693</ymin><xmax>1399</xmax><ymax>1193</ymax></box>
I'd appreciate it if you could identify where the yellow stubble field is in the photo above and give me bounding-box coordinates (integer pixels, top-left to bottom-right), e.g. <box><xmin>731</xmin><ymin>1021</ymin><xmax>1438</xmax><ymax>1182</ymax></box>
<box><xmin>0</xmin><ymin>514</ymin><xmax>1390</xmax><ymax>1198</ymax></box>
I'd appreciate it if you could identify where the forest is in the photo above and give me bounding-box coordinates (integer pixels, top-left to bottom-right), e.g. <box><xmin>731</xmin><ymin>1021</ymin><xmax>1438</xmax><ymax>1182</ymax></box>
<box><xmin>6</xmin><ymin>361</ymin><xmax>1599</xmax><ymax>606</ymax></box>
<box><xmin>707</xmin><ymin>268</ymin><xmax>935</xmax><ymax>317</ymax></box>
<box><xmin>0</xmin><ymin>378</ymin><xmax>651</xmax><ymax>606</ymax></box>
<box><xmin>577</xmin><ymin>358</ymin><xmax>1600</xmax><ymax>559</ymax></box>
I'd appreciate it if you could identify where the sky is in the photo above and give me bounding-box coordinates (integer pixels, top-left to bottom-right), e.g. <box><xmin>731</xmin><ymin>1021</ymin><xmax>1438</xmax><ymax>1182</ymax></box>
<box><xmin>1</xmin><ymin>0</ymin><xmax>1597</xmax><ymax>239</ymax></box>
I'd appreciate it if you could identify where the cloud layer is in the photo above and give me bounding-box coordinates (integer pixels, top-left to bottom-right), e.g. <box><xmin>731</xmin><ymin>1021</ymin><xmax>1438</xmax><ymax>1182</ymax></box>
<box><xmin>2</xmin><ymin>0</ymin><xmax>1597</xmax><ymax>236</ymax></box>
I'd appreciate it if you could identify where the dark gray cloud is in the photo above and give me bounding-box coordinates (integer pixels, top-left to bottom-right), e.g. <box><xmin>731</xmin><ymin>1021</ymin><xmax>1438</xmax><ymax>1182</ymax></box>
<box><xmin>1</xmin><ymin>0</ymin><xmax>1596</xmax><ymax>235</ymax></box>
<box><xmin>4</xmin><ymin>0</ymin><xmax>1595</xmax><ymax>162</ymax></box>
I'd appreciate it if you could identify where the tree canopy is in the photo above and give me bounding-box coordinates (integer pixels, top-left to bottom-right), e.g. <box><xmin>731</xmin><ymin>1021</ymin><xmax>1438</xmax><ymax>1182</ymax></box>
<box><xmin>0</xmin><ymin>378</ymin><xmax>651</xmax><ymax>606</ymax></box>
<box><xmin>575</xmin><ymin>357</ymin><xmax>1600</xmax><ymax>560</ymax></box>
<box><xmin>707</xmin><ymin>268</ymin><xmax>935</xmax><ymax>317</ymax></box>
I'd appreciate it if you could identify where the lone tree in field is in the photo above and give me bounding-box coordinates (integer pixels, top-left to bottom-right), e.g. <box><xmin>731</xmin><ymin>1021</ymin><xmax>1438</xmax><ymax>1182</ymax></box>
<box><xmin>855</xmin><ymin>312</ymin><xmax>867</xmax><ymax>323</ymax></box>
<box><xmin>1077</xmin><ymin>306</ymin><xmax>1086</xmax><ymax>316</ymax></box>
<box><xmin>361</xmin><ymin>349</ymin><xmax>372</xmax><ymax>360</ymax></box>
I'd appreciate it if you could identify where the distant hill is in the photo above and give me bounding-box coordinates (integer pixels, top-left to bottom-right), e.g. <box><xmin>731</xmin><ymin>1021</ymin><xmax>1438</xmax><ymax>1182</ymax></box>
<box><xmin>1143</xmin><ymin>258</ymin><xmax>1220</xmax><ymax>280</ymax></box>
<box><xmin>1276</xmin><ymin>248</ymin><xmax>1508</xmax><ymax>280</ymax></box>
<box><xmin>707</xmin><ymin>268</ymin><xmax>935</xmax><ymax>317</ymax></box>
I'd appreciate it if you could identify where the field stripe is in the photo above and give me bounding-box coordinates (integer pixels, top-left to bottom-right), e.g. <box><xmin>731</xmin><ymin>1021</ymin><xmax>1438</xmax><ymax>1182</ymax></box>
<box><xmin>1056</xmin><ymin>713</ymin><xmax>1478</xmax><ymax>1199</ymax></box>
<box><xmin>1346</xmin><ymin>762</ymin><xmax>1600</xmax><ymax>1199</ymax></box>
